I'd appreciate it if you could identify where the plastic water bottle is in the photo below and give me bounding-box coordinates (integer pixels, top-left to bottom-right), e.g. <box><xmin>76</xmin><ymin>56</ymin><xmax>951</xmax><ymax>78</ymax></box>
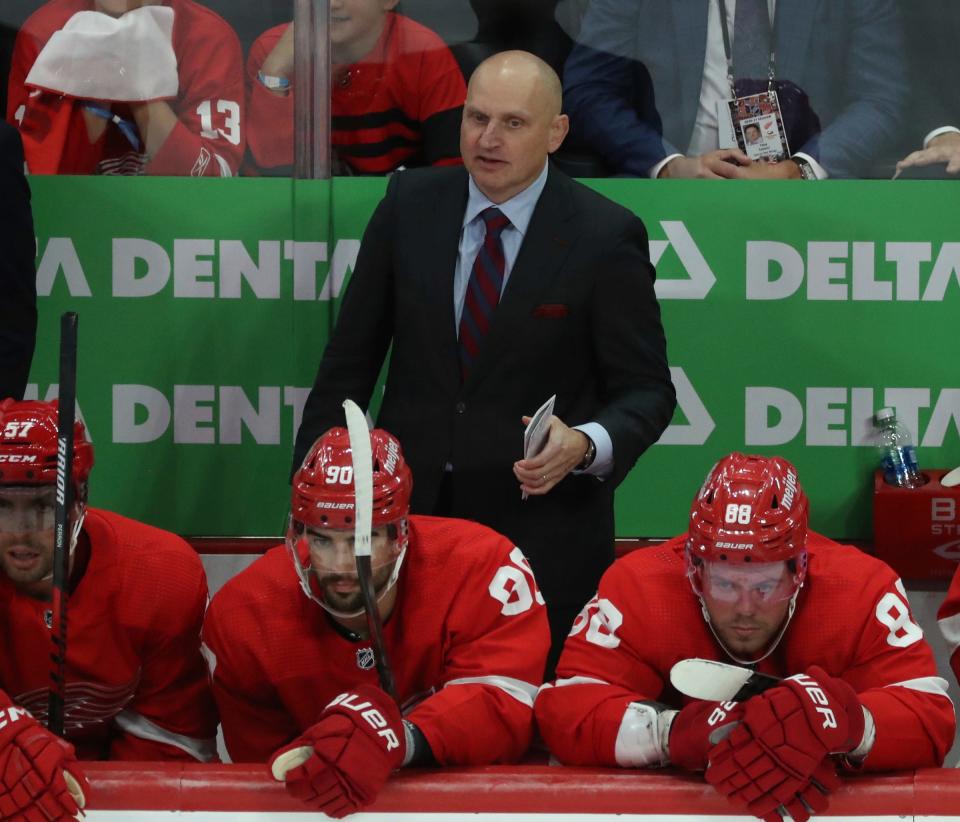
<box><xmin>874</xmin><ymin>408</ymin><xmax>924</xmax><ymax>488</ymax></box>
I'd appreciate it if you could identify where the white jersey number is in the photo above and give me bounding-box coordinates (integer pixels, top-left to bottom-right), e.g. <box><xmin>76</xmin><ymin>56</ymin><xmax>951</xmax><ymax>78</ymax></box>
<box><xmin>488</xmin><ymin>547</ymin><xmax>545</xmax><ymax>616</ymax></box>
<box><xmin>875</xmin><ymin>580</ymin><xmax>923</xmax><ymax>648</ymax></box>
<box><xmin>569</xmin><ymin>594</ymin><xmax>623</xmax><ymax>649</ymax></box>
<box><xmin>196</xmin><ymin>100</ymin><xmax>241</xmax><ymax>145</ymax></box>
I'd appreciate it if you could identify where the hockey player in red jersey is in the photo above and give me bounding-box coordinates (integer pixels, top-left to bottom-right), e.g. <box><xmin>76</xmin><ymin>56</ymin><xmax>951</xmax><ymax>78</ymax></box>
<box><xmin>938</xmin><ymin>564</ymin><xmax>960</xmax><ymax>688</ymax></box>
<box><xmin>7</xmin><ymin>0</ymin><xmax>244</xmax><ymax>176</ymax></box>
<box><xmin>245</xmin><ymin>0</ymin><xmax>465</xmax><ymax>175</ymax></box>
<box><xmin>536</xmin><ymin>453</ymin><xmax>955</xmax><ymax>822</ymax></box>
<box><xmin>203</xmin><ymin>425</ymin><xmax>549</xmax><ymax>818</ymax></box>
<box><xmin>0</xmin><ymin>399</ymin><xmax>217</xmax><ymax>778</ymax></box>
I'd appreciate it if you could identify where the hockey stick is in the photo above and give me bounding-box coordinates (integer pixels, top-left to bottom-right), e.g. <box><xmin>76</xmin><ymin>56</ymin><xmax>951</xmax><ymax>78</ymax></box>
<box><xmin>343</xmin><ymin>399</ymin><xmax>397</xmax><ymax>700</ymax></box>
<box><xmin>670</xmin><ymin>658</ymin><xmax>781</xmax><ymax>702</ymax></box>
<box><xmin>48</xmin><ymin>312</ymin><xmax>78</xmax><ymax>737</ymax></box>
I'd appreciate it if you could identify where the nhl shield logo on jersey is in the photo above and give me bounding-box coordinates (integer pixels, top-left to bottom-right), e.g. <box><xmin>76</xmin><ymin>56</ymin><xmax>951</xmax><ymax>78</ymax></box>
<box><xmin>356</xmin><ymin>647</ymin><xmax>376</xmax><ymax>671</ymax></box>
<box><xmin>43</xmin><ymin>609</ymin><xmax>53</xmax><ymax>629</ymax></box>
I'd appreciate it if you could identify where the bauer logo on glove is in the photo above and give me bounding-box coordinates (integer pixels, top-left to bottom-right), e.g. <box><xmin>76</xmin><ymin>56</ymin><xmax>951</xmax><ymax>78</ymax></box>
<box><xmin>326</xmin><ymin>692</ymin><xmax>401</xmax><ymax>752</ymax></box>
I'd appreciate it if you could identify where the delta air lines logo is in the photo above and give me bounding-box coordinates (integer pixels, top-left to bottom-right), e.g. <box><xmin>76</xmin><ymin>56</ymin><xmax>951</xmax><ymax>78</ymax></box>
<box><xmin>650</xmin><ymin>222</ymin><xmax>716</xmax><ymax>300</ymax></box>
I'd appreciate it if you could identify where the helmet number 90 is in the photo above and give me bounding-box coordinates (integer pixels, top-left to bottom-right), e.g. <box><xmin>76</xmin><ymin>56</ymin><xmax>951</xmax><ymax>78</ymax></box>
<box><xmin>325</xmin><ymin>465</ymin><xmax>354</xmax><ymax>485</ymax></box>
<box><xmin>725</xmin><ymin>504</ymin><xmax>752</xmax><ymax>524</ymax></box>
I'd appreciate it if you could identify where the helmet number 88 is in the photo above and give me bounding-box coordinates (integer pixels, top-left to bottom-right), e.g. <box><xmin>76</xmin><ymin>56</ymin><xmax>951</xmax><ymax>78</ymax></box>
<box><xmin>725</xmin><ymin>504</ymin><xmax>752</xmax><ymax>524</ymax></box>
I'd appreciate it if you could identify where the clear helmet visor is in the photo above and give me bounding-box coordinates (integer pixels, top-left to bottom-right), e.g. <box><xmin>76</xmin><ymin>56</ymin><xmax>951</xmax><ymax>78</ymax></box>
<box><xmin>0</xmin><ymin>486</ymin><xmax>58</xmax><ymax>533</ymax></box>
<box><xmin>0</xmin><ymin>485</ymin><xmax>86</xmax><ymax>583</ymax></box>
<box><xmin>285</xmin><ymin>514</ymin><xmax>407</xmax><ymax>619</ymax></box>
<box><xmin>688</xmin><ymin>557</ymin><xmax>805</xmax><ymax>605</ymax></box>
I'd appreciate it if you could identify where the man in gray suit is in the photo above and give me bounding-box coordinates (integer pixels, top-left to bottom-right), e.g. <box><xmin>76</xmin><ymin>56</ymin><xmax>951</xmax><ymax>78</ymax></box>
<box><xmin>293</xmin><ymin>51</ymin><xmax>675</xmax><ymax>671</ymax></box>
<box><xmin>564</xmin><ymin>0</ymin><xmax>908</xmax><ymax>179</ymax></box>
<box><xmin>0</xmin><ymin>121</ymin><xmax>37</xmax><ymax>400</ymax></box>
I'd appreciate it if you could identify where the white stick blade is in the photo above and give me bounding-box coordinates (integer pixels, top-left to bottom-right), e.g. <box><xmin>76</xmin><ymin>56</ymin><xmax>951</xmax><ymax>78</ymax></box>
<box><xmin>343</xmin><ymin>400</ymin><xmax>373</xmax><ymax>558</ymax></box>
<box><xmin>670</xmin><ymin>658</ymin><xmax>760</xmax><ymax>702</ymax></box>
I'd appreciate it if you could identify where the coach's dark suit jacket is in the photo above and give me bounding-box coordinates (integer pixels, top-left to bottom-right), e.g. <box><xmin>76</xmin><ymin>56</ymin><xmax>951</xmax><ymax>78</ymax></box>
<box><xmin>0</xmin><ymin>121</ymin><xmax>37</xmax><ymax>401</ymax></box>
<box><xmin>294</xmin><ymin>164</ymin><xmax>675</xmax><ymax>613</ymax></box>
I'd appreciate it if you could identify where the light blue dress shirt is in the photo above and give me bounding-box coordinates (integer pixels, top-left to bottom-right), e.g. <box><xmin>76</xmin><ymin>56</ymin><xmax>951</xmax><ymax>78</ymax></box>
<box><xmin>453</xmin><ymin>163</ymin><xmax>613</xmax><ymax>479</ymax></box>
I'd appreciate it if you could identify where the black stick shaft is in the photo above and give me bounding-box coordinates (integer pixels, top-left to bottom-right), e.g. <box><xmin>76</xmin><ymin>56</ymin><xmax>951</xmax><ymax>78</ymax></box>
<box><xmin>356</xmin><ymin>555</ymin><xmax>396</xmax><ymax>700</ymax></box>
<box><xmin>49</xmin><ymin>312</ymin><xmax>78</xmax><ymax>736</ymax></box>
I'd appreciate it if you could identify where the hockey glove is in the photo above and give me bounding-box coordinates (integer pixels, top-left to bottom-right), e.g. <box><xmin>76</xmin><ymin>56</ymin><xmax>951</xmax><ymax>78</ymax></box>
<box><xmin>737</xmin><ymin>665</ymin><xmax>864</xmax><ymax>775</ymax></box>
<box><xmin>704</xmin><ymin>665</ymin><xmax>861</xmax><ymax>822</ymax></box>
<box><xmin>707</xmin><ymin>741</ymin><xmax>839</xmax><ymax>822</ymax></box>
<box><xmin>668</xmin><ymin>699</ymin><xmax>743</xmax><ymax>771</ymax></box>
<box><xmin>269</xmin><ymin>685</ymin><xmax>404</xmax><ymax>818</ymax></box>
<box><xmin>0</xmin><ymin>703</ymin><xmax>88</xmax><ymax>821</ymax></box>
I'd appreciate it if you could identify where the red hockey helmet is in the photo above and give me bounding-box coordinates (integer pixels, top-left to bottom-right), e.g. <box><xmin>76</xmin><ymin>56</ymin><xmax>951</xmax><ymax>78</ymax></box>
<box><xmin>686</xmin><ymin>452</ymin><xmax>808</xmax><ymax>567</ymax></box>
<box><xmin>288</xmin><ymin>426</ymin><xmax>413</xmax><ymax>617</ymax></box>
<box><xmin>685</xmin><ymin>454</ymin><xmax>810</xmax><ymax>663</ymax></box>
<box><xmin>0</xmin><ymin>399</ymin><xmax>94</xmax><ymax>493</ymax></box>
<box><xmin>291</xmin><ymin>426</ymin><xmax>412</xmax><ymax>530</ymax></box>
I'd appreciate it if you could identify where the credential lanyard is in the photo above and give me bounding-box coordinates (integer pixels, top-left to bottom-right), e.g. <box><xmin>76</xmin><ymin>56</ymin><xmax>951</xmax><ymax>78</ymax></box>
<box><xmin>82</xmin><ymin>104</ymin><xmax>141</xmax><ymax>151</ymax></box>
<box><xmin>716</xmin><ymin>0</ymin><xmax>777</xmax><ymax>97</ymax></box>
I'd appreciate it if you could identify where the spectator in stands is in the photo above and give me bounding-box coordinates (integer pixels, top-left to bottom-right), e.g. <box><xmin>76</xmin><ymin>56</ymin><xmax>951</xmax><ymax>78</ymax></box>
<box><xmin>0</xmin><ymin>122</ymin><xmax>36</xmax><ymax>401</ymax></box>
<box><xmin>537</xmin><ymin>453</ymin><xmax>954</xmax><ymax>822</ymax></box>
<box><xmin>469</xmin><ymin>0</ymin><xmax>573</xmax><ymax>78</ymax></box>
<box><xmin>896</xmin><ymin>131</ymin><xmax>960</xmax><ymax>178</ymax></box>
<box><xmin>7</xmin><ymin>0</ymin><xmax>245</xmax><ymax>176</ymax></box>
<box><xmin>204</xmin><ymin>424</ymin><xmax>548</xmax><ymax>818</ymax></box>
<box><xmin>563</xmin><ymin>0</ymin><xmax>908</xmax><ymax>179</ymax></box>
<box><xmin>246</xmin><ymin>0</ymin><xmax>465</xmax><ymax>175</ymax></box>
<box><xmin>0</xmin><ymin>400</ymin><xmax>217</xmax><ymax>764</ymax></box>
<box><xmin>937</xmin><ymin>563</ymin><xmax>960</xmax><ymax>688</ymax></box>
<box><xmin>894</xmin><ymin>1</ymin><xmax>960</xmax><ymax>178</ymax></box>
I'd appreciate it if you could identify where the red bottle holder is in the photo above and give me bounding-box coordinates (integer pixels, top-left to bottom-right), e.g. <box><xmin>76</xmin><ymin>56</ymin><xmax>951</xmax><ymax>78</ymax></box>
<box><xmin>873</xmin><ymin>469</ymin><xmax>960</xmax><ymax>581</ymax></box>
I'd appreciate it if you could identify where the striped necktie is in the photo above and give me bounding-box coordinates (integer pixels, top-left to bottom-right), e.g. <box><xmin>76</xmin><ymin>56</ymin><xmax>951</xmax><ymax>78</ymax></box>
<box><xmin>459</xmin><ymin>207</ymin><xmax>511</xmax><ymax>378</ymax></box>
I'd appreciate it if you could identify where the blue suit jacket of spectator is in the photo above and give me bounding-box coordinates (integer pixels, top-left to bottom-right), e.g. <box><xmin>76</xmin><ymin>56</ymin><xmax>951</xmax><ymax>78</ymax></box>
<box><xmin>564</xmin><ymin>0</ymin><xmax>907</xmax><ymax>178</ymax></box>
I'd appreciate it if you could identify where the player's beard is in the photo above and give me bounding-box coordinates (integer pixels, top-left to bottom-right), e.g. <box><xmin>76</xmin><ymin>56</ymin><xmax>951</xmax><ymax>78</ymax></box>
<box><xmin>317</xmin><ymin>560</ymin><xmax>395</xmax><ymax>613</ymax></box>
<box><xmin>0</xmin><ymin>530</ymin><xmax>55</xmax><ymax>585</ymax></box>
<box><xmin>713</xmin><ymin>611</ymin><xmax>788</xmax><ymax>657</ymax></box>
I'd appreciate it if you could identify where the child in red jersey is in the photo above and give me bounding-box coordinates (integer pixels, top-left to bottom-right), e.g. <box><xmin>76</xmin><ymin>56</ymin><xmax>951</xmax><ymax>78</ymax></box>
<box><xmin>246</xmin><ymin>0</ymin><xmax>465</xmax><ymax>175</ymax></box>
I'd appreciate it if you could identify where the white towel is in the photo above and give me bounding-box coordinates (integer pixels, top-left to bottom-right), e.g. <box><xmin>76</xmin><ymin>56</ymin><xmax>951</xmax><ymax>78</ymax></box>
<box><xmin>25</xmin><ymin>5</ymin><xmax>178</xmax><ymax>102</ymax></box>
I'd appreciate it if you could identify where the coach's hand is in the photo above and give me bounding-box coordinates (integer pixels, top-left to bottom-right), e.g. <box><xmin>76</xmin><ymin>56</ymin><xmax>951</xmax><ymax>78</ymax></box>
<box><xmin>667</xmin><ymin>699</ymin><xmax>743</xmax><ymax>771</ymax></box>
<box><xmin>514</xmin><ymin>416</ymin><xmax>590</xmax><ymax>496</ymax></box>
<box><xmin>0</xmin><ymin>704</ymin><xmax>88</xmax><ymax>821</ymax></box>
<box><xmin>269</xmin><ymin>685</ymin><xmax>404</xmax><ymax>818</ymax></box>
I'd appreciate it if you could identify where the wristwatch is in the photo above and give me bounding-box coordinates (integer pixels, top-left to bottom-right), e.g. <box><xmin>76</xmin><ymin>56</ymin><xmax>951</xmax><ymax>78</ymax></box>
<box><xmin>792</xmin><ymin>156</ymin><xmax>818</xmax><ymax>180</ymax></box>
<box><xmin>578</xmin><ymin>435</ymin><xmax>596</xmax><ymax>471</ymax></box>
<box><xmin>257</xmin><ymin>71</ymin><xmax>291</xmax><ymax>91</ymax></box>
